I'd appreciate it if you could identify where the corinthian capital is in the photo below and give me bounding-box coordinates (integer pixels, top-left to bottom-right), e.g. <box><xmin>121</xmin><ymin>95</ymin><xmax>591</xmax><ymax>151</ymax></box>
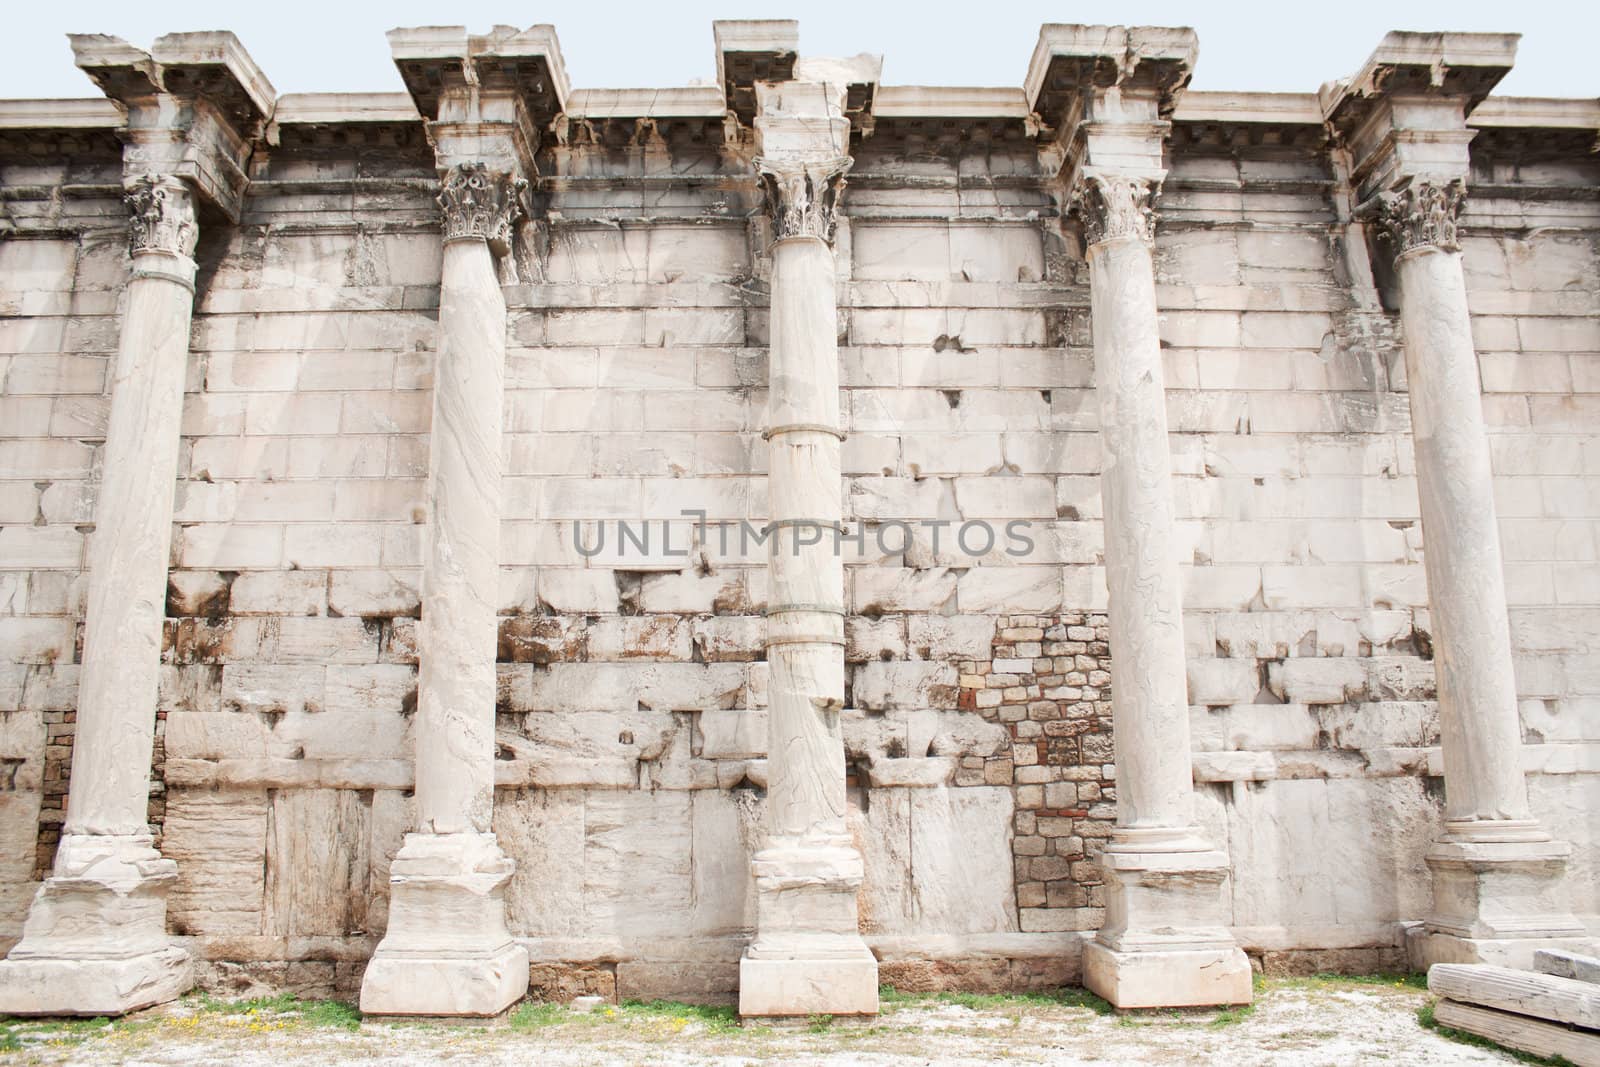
<box><xmin>755</xmin><ymin>156</ymin><xmax>851</xmax><ymax>244</ymax></box>
<box><xmin>1072</xmin><ymin>172</ymin><xmax>1159</xmax><ymax>249</ymax></box>
<box><xmin>1372</xmin><ymin>179</ymin><xmax>1466</xmax><ymax>257</ymax></box>
<box><xmin>125</xmin><ymin>175</ymin><xmax>198</xmax><ymax>258</ymax></box>
<box><xmin>438</xmin><ymin>162</ymin><xmax>528</xmax><ymax>251</ymax></box>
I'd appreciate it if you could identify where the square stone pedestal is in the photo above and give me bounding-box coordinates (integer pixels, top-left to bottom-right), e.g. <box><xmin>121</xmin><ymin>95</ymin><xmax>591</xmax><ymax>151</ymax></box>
<box><xmin>1083</xmin><ymin>841</ymin><xmax>1252</xmax><ymax>1009</ymax></box>
<box><xmin>359</xmin><ymin>831</ymin><xmax>529</xmax><ymax>1018</ymax></box>
<box><xmin>0</xmin><ymin>833</ymin><xmax>193</xmax><ymax>1016</ymax></box>
<box><xmin>1412</xmin><ymin>832</ymin><xmax>1591</xmax><ymax>970</ymax></box>
<box><xmin>738</xmin><ymin>837</ymin><xmax>879</xmax><ymax>1019</ymax></box>
<box><xmin>739</xmin><ymin>949</ymin><xmax>880</xmax><ymax>1019</ymax></box>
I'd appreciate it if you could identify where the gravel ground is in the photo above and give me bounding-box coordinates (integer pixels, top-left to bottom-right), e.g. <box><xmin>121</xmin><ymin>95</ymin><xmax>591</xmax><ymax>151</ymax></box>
<box><xmin>0</xmin><ymin>977</ymin><xmax>1533</xmax><ymax>1066</ymax></box>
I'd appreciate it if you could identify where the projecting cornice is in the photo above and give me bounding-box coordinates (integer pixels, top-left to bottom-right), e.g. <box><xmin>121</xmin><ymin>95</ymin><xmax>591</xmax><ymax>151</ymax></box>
<box><xmin>1322</xmin><ymin>31</ymin><xmax>1520</xmax><ymax>202</ymax></box>
<box><xmin>1024</xmin><ymin>24</ymin><xmax>1197</xmax><ymax>132</ymax></box>
<box><xmin>67</xmin><ymin>31</ymin><xmax>276</xmax><ymax>222</ymax></box>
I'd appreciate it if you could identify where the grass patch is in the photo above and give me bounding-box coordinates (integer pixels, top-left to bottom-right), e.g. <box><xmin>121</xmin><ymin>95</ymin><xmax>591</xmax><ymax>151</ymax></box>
<box><xmin>609</xmin><ymin>999</ymin><xmax>741</xmax><ymax>1035</ymax></box>
<box><xmin>1208</xmin><ymin>1003</ymin><xmax>1256</xmax><ymax>1028</ymax></box>
<box><xmin>195</xmin><ymin>993</ymin><xmax>359</xmax><ymax>1030</ymax></box>
<box><xmin>1417</xmin><ymin>1002</ymin><xmax>1575</xmax><ymax>1066</ymax></box>
<box><xmin>509</xmin><ymin>1001</ymin><xmax>566</xmax><ymax>1030</ymax></box>
<box><xmin>1268</xmin><ymin>972</ymin><xmax>1428</xmax><ymax>995</ymax></box>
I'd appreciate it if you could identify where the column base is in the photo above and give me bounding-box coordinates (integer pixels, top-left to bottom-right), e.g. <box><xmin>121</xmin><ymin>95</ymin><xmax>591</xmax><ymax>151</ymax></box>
<box><xmin>358</xmin><ymin>831</ymin><xmax>529</xmax><ymax>1018</ymax></box>
<box><xmin>0</xmin><ymin>948</ymin><xmax>193</xmax><ymax>1017</ymax></box>
<box><xmin>739</xmin><ymin>835</ymin><xmax>879</xmax><ymax>1018</ymax></box>
<box><xmin>1083</xmin><ymin>942</ymin><xmax>1252</xmax><ymax>1010</ymax></box>
<box><xmin>739</xmin><ymin>949</ymin><xmax>880</xmax><ymax>1019</ymax></box>
<box><xmin>0</xmin><ymin>833</ymin><xmax>192</xmax><ymax>1016</ymax></box>
<box><xmin>1085</xmin><ymin>832</ymin><xmax>1252</xmax><ymax>1009</ymax></box>
<box><xmin>1417</xmin><ymin>828</ymin><xmax>1588</xmax><ymax>969</ymax></box>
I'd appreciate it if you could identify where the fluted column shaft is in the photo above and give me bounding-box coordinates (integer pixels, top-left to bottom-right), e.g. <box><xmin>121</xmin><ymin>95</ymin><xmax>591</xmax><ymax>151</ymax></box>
<box><xmin>415</xmin><ymin>235</ymin><xmax>505</xmax><ymax>834</ymax></box>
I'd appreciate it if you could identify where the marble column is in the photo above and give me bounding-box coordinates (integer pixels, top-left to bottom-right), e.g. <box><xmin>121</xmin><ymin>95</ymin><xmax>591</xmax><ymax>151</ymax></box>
<box><xmin>1376</xmin><ymin>180</ymin><xmax>1585</xmax><ymax>968</ymax></box>
<box><xmin>738</xmin><ymin>89</ymin><xmax>878</xmax><ymax>1018</ymax></box>
<box><xmin>0</xmin><ymin>175</ymin><xmax>199</xmax><ymax>1015</ymax></box>
<box><xmin>359</xmin><ymin>163</ymin><xmax>530</xmax><ymax>1017</ymax></box>
<box><xmin>1076</xmin><ymin>171</ymin><xmax>1252</xmax><ymax>1009</ymax></box>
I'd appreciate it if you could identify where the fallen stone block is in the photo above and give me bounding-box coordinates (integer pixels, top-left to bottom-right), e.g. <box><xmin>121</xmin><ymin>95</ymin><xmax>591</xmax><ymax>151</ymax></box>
<box><xmin>1433</xmin><ymin>998</ymin><xmax>1600</xmax><ymax>1067</ymax></box>
<box><xmin>1429</xmin><ymin>963</ymin><xmax>1600</xmax><ymax>1030</ymax></box>
<box><xmin>1537</xmin><ymin>949</ymin><xmax>1600</xmax><ymax>985</ymax></box>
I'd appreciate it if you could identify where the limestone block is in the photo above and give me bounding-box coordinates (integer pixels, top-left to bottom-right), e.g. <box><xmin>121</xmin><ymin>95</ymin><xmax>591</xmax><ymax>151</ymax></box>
<box><xmin>583</xmin><ymin>790</ymin><xmax>694</xmax><ymax>937</ymax></box>
<box><xmin>537</xmin><ymin>569</ymin><xmax>622</xmax><ymax>613</ymax></box>
<box><xmin>0</xmin><ymin>791</ymin><xmax>41</xmax><ymax>884</ymax></box>
<box><xmin>844</xmin><ymin>616</ymin><xmax>907</xmax><ymax>663</ymax></box>
<box><xmin>227</xmin><ymin>566</ymin><xmax>326</xmax><ymax>617</ymax></box>
<box><xmin>1536</xmin><ymin>949</ymin><xmax>1600</xmax><ymax>985</ymax></box>
<box><xmin>698</xmin><ymin>709</ymin><xmax>767</xmax><ymax>759</ymax></box>
<box><xmin>957</xmin><ymin>567</ymin><xmax>1063</xmax><ymax>614</ymax></box>
<box><xmin>586</xmin><ymin>615</ymin><xmax>692</xmax><ymax>661</ymax></box>
<box><xmin>852</xmin><ymin>567</ymin><xmax>957</xmax><ymax>613</ymax></box>
<box><xmin>264</xmin><ymin>789</ymin><xmax>373</xmax><ymax>938</ymax></box>
<box><xmin>1267</xmin><ymin>657</ymin><xmax>1368</xmax><ymax>705</ymax></box>
<box><xmin>907</xmin><ymin>615</ymin><xmax>996</xmax><ymax>660</ymax></box>
<box><xmin>525</xmin><ymin>663</ymin><xmax>745</xmax><ymax>712</ymax></box>
<box><xmin>1225</xmin><ymin>777</ymin><xmax>1436</xmax><ymax>930</ymax></box>
<box><xmin>1186</xmin><ymin>658</ymin><xmax>1261</xmax><ymax>706</ymax></box>
<box><xmin>221</xmin><ymin>665</ymin><xmax>325</xmax><ymax>716</ymax></box>
<box><xmin>164</xmin><ymin>788</ymin><xmax>268</xmax><ymax>936</ymax></box>
<box><xmin>327</xmin><ymin>570</ymin><xmax>420</xmax><ymax>618</ymax></box>
<box><xmin>688</xmin><ymin>788</ymin><xmax>765</xmax><ymax>936</ymax></box>
<box><xmin>857</xmin><ymin>786</ymin><xmax>1018</xmax><ymax>936</ymax></box>
<box><xmin>164</xmin><ymin>711</ymin><xmax>268</xmax><ymax>759</ymax></box>
<box><xmin>323</xmin><ymin>665</ymin><xmax>417</xmax><ymax>714</ymax></box>
<box><xmin>851</xmin><ymin>661</ymin><xmax>958</xmax><ymax>711</ymax></box>
<box><xmin>494</xmin><ymin>789</ymin><xmax>585</xmax><ymax>938</ymax></box>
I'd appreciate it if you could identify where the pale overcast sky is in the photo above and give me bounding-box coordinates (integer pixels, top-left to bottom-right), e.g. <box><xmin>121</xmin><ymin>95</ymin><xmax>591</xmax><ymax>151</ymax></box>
<box><xmin>4</xmin><ymin>0</ymin><xmax>1597</xmax><ymax>101</ymax></box>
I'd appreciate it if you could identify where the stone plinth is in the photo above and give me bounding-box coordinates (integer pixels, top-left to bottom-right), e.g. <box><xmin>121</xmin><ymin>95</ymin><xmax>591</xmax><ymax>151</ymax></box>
<box><xmin>0</xmin><ymin>834</ymin><xmax>192</xmax><ymax>1015</ymax></box>
<box><xmin>359</xmin><ymin>832</ymin><xmax>528</xmax><ymax>1016</ymax></box>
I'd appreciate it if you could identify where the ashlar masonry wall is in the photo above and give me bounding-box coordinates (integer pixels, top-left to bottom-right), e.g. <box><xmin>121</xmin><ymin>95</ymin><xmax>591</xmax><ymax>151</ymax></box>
<box><xmin>0</xmin><ymin>47</ymin><xmax>1596</xmax><ymax>1002</ymax></box>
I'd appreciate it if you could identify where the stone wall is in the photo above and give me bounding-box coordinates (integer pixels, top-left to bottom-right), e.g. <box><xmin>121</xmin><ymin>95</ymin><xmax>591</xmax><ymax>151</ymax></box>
<box><xmin>1</xmin><ymin>53</ymin><xmax>1597</xmax><ymax>1003</ymax></box>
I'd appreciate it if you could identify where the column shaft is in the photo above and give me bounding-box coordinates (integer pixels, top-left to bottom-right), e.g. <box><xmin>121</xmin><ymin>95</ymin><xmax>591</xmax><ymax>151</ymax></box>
<box><xmin>1375</xmin><ymin>181</ymin><xmax>1584</xmax><ymax>966</ymax></box>
<box><xmin>1396</xmin><ymin>248</ymin><xmax>1530</xmax><ymax>827</ymax></box>
<box><xmin>69</xmin><ymin>250</ymin><xmax>196</xmax><ymax>835</ymax></box>
<box><xmin>415</xmin><ymin>238</ymin><xmax>505</xmax><ymax>835</ymax></box>
<box><xmin>1089</xmin><ymin>235</ymin><xmax>1196</xmax><ymax>836</ymax></box>
<box><xmin>765</xmin><ymin>236</ymin><xmax>847</xmax><ymax>841</ymax></box>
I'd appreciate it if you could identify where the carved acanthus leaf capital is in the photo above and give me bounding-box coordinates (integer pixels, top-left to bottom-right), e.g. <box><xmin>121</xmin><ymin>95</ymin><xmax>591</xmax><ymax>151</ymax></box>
<box><xmin>1372</xmin><ymin>179</ymin><xmax>1466</xmax><ymax>257</ymax></box>
<box><xmin>1072</xmin><ymin>172</ymin><xmax>1159</xmax><ymax>248</ymax></box>
<box><xmin>438</xmin><ymin>163</ymin><xmax>528</xmax><ymax>251</ymax></box>
<box><xmin>755</xmin><ymin>156</ymin><xmax>851</xmax><ymax>244</ymax></box>
<box><xmin>125</xmin><ymin>175</ymin><xmax>198</xmax><ymax>258</ymax></box>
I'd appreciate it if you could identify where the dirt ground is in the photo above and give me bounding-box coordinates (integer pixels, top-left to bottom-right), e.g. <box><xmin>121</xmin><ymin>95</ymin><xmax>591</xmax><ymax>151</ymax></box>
<box><xmin>0</xmin><ymin>976</ymin><xmax>1539</xmax><ymax>1066</ymax></box>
